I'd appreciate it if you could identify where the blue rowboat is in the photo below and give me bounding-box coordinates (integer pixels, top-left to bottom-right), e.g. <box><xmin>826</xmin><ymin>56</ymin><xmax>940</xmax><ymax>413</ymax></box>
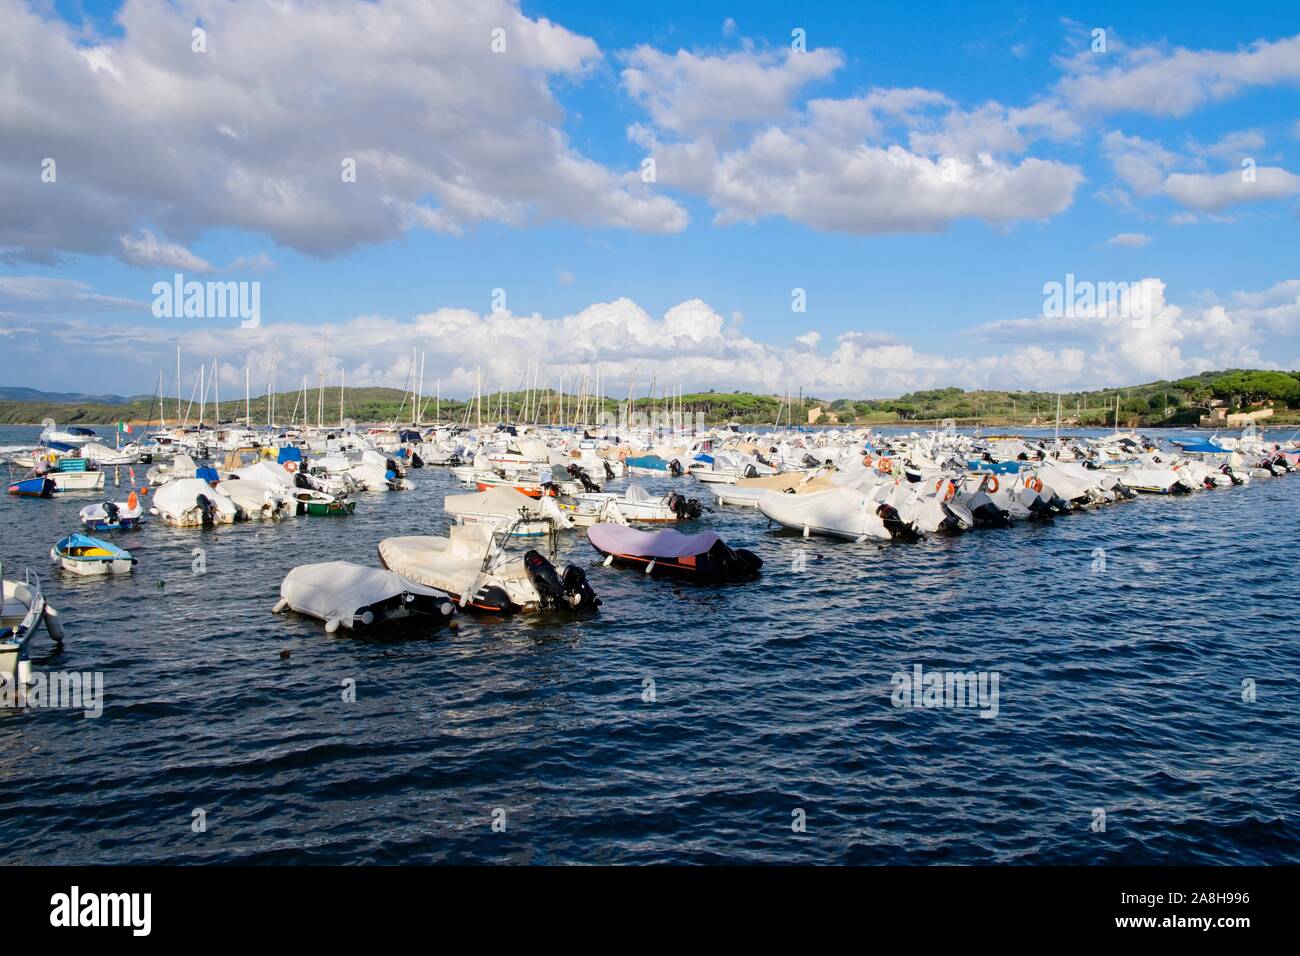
<box><xmin>7</xmin><ymin>476</ymin><xmax>56</xmax><ymax>497</ymax></box>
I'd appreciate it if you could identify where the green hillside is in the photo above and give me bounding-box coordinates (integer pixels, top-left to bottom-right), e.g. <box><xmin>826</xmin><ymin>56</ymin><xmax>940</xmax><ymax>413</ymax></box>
<box><xmin>1</xmin><ymin>369</ymin><xmax>1297</xmax><ymax>428</ymax></box>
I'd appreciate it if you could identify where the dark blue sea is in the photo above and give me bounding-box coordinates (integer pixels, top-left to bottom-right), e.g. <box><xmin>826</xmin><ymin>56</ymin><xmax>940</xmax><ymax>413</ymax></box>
<box><xmin>2</xmin><ymin>424</ymin><xmax>1298</xmax><ymax>864</ymax></box>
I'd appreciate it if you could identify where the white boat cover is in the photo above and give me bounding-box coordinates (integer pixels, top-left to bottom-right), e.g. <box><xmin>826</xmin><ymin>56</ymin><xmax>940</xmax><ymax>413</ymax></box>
<box><xmin>280</xmin><ymin>561</ymin><xmax>447</xmax><ymax>626</ymax></box>
<box><xmin>151</xmin><ymin>478</ymin><xmax>238</xmax><ymax>517</ymax></box>
<box><xmin>445</xmin><ymin>485</ymin><xmax>541</xmax><ymax>519</ymax></box>
<box><xmin>215</xmin><ymin>478</ymin><xmax>290</xmax><ymax>512</ymax></box>
<box><xmin>234</xmin><ymin>460</ymin><xmax>294</xmax><ymax>486</ymax></box>
<box><xmin>757</xmin><ymin>486</ymin><xmax>889</xmax><ymax>540</ymax></box>
<box><xmin>587</xmin><ymin>524</ymin><xmax>720</xmax><ymax>558</ymax></box>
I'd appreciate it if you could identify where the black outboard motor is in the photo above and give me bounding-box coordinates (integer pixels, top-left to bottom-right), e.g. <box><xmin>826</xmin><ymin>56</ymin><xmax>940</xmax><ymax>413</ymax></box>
<box><xmin>103</xmin><ymin>500</ymin><xmax>120</xmax><ymax>524</ymax></box>
<box><xmin>196</xmin><ymin>494</ymin><xmax>216</xmax><ymax>527</ymax></box>
<box><xmin>743</xmin><ymin>463</ymin><xmax>759</xmax><ymax>479</ymax></box>
<box><xmin>385</xmin><ymin>457</ymin><xmax>400</xmax><ymax>476</ymax></box>
<box><xmin>294</xmin><ymin>471</ymin><xmax>311</xmax><ymax>489</ymax></box>
<box><xmin>411</xmin><ymin>452</ymin><xmax>424</xmax><ymax>469</ymax></box>
<box><xmin>667</xmin><ymin>492</ymin><xmax>702</xmax><ymax>520</ymax></box>
<box><xmin>756</xmin><ymin>452</ymin><xmax>772</xmax><ymax>467</ymax></box>
<box><xmin>704</xmin><ymin>540</ymin><xmax>763</xmax><ymax>581</ymax></box>
<box><xmin>603</xmin><ymin>460</ymin><xmax>615</xmax><ymax>481</ymax></box>
<box><xmin>876</xmin><ymin>503</ymin><xmax>920</xmax><ymax>541</ymax></box>
<box><xmin>1026</xmin><ymin>497</ymin><xmax>1055</xmax><ymax>521</ymax></box>
<box><xmin>567</xmin><ymin>464</ymin><xmax>601</xmax><ymax>492</ymax></box>
<box><xmin>523</xmin><ymin>550</ymin><xmax>600</xmax><ymax>610</ymax></box>
<box><xmin>802</xmin><ymin>453</ymin><xmax>821</xmax><ymax>468</ymax></box>
<box><xmin>668</xmin><ymin>458</ymin><xmax>684</xmax><ymax>477</ymax></box>
<box><xmin>969</xmin><ymin>500</ymin><xmax>1011</xmax><ymax>527</ymax></box>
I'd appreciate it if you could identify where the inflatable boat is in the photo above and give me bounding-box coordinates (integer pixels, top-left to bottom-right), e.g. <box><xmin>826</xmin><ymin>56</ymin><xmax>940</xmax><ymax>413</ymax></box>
<box><xmin>79</xmin><ymin>494</ymin><xmax>145</xmax><ymax>530</ymax></box>
<box><xmin>586</xmin><ymin>524</ymin><xmax>762</xmax><ymax>583</ymax></box>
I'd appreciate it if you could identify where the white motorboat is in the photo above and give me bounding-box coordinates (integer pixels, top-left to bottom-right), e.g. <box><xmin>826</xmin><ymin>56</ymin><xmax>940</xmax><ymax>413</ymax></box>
<box><xmin>149</xmin><ymin>478</ymin><xmax>240</xmax><ymax>526</ymax></box>
<box><xmin>570</xmin><ymin>484</ymin><xmax>701</xmax><ymax>522</ymax></box>
<box><xmin>445</xmin><ymin>485</ymin><xmax>573</xmax><ymax>535</ymax></box>
<box><xmin>377</xmin><ymin>522</ymin><xmax>598</xmax><ymax>614</ymax></box>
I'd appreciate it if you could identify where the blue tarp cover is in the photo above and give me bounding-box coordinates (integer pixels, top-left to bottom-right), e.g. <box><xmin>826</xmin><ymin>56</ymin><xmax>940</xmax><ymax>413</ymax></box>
<box><xmin>277</xmin><ymin>446</ymin><xmax>304</xmax><ymax>464</ymax></box>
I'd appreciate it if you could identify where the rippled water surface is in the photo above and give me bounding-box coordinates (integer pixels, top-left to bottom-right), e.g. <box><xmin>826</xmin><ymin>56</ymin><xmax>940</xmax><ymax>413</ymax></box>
<box><xmin>2</xmin><ymin>424</ymin><xmax>1298</xmax><ymax>864</ymax></box>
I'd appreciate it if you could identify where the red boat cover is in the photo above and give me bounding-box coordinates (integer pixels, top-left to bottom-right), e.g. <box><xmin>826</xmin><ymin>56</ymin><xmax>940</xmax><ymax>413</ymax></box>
<box><xmin>588</xmin><ymin>523</ymin><xmax>720</xmax><ymax>558</ymax></box>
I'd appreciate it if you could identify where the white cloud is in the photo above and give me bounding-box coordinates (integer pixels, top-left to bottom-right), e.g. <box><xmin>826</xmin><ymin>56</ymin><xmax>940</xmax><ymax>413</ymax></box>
<box><xmin>0</xmin><ymin>0</ymin><xmax>686</xmax><ymax>266</ymax></box>
<box><xmin>1164</xmin><ymin>167</ymin><xmax>1300</xmax><ymax>210</ymax></box>
<box><xmin>1058</xmin><ymin>33</ymin><xmax>1300</xmax><ymax>117</ymax></box>
<box><xmin>5</xmin><ymin>279</ymin><xmax>1294</xmax><ymax>398</ymax></box>
<box><xmin>0</xmin><ymin>277</ymin><xmax>144</xmax><ymax>316</ymax></box>
<box><xmin>1101</xmin><ymin>131</ymin><xmax>1179</xmax><ymax>196</ymax></box>
<box><xmin>621</xmin><ymin>45</ymin><xmax>843</xmax><ymax>136</ymax></box>
<box><xmin>119</xmin><ymin>230</ymin><xmax>213</xmax><ymax>273</ymax></box>
<box><xmin>1104</xmin><ymin>232</ymin><xmax>1152</xmax><ymax>247</ymax></box>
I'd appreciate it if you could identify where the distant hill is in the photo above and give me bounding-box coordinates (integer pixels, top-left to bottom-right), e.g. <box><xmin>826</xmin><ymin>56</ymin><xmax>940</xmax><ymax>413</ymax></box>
<box><xmin>0</xmin><ymin>370</ymin><xmax>1297</xmax><ymax>427</ymax></box>
<box><xmin>0</xmin><ymin>386</ymin><xmax>144</xmax><ymax>405</ymax></box>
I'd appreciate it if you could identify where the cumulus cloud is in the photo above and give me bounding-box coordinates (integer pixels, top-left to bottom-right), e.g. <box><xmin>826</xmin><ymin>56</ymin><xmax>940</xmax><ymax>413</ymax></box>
<box><xmin>4</xmin><ymin>279</ymin><xmax>1296</xmax><ymax>398</ymax></box>
<box><xmin>0</xmin><ymin>277</ymin><xmax>144</xmax><ymax>316</ymax></box>
<box><xmin>0</xmin><ymin>0</ymin><xmax>685</xmax><ymax>266</ymax></box>
<box><xmin>1058</xmin><ymin>33</ymin><xmax>1300</xmax><ymax>117</ymax></box>
<box><xmin>1164</xmin><ymin>167</ymin><xmax>1300</xmax><ymax>210</ymax></box>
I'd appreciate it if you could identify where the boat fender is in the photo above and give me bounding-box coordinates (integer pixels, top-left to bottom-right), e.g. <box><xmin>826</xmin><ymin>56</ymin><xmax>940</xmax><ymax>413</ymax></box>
<box><xmin>603</xmin><ymin>554</ymin><xmax>614</xmax><ymax>567</ymax></box>
<box><xmin>43</xmin><ymin>604</ymin><xmax>66</xmax><ymax>643</ymax></box>
<box><xmin>325</xmin><ymin>617</ymin><xmax>340</xmax><ymax>633</ymax></box>
<box><xmin>359</xmin><ymin>610</ymin><xmax>375</xmax><ymax>626</ymax></box>
<box><xmin>439</xmin><ymin>601</ymin><xmax>454</xmax><ymax>616</ymax></box>
<box><xmin>272</xmin><ymin>599</ymin><xmax>288</xmax><ymax>614</ymax></box>
<box><xmin>645</xmin><ymin>559</ymin><xmax>656</xmax><ymax>574</ymax></box>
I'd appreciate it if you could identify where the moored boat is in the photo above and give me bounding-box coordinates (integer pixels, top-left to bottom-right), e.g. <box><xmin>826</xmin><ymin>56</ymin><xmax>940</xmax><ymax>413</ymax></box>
<box><xmin>272</xmin><ymin>562</ymin><xmax>456</xmax><ymax>633</ymax></box>
<box><xmin>586</xmin><ymin>524</ymin><xmax>762</xmax><ymax>582</ymax></box>
<box><xmin>50</xmin><ymin>534</ymin><xmax>136</xmax><ymax>576</ymax></box>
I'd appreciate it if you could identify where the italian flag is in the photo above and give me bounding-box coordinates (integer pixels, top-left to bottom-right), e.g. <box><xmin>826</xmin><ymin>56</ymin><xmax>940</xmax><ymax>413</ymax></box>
<box><xmin>117</xmin><ymin>421</ymin><xmax>132</xmax><ymax>434</ymax></box>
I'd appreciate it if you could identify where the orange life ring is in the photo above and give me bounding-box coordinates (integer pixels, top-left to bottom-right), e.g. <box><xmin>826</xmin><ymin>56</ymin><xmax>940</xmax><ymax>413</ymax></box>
<box><xmin>986</xmin><ymin>475</ymin><xmax>999</xmax><ymax>492</ymax></box>
<box><xmin>863</xmin><ymin>454</ymin><xmax>874</xmax><ymax>467</ymax></box>
<box><xmin>878</xmin><ymin>457</ymin><xmax>892</xmax><ymax>474</ymax></box>
<box><xmin>943</xmin><ymin>480</ymin><xmax>956</xmax><ymax>501</ymax></box>
<box><xmin>284</xmin><ymin>461</ymin><xmax>298</xmax><ymax>473</ymax></box>
<box><xmin>1026</xmin><ymin>476</ymin><xmax>1043</xmax><ymax>493</ymax></box>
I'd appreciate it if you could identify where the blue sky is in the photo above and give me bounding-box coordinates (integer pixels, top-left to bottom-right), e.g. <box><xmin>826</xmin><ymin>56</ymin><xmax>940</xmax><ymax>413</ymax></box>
<box><xmin>1</xmin><ymin>0</ymin><xmax>1298</xmax><ymax>398</ymax></box>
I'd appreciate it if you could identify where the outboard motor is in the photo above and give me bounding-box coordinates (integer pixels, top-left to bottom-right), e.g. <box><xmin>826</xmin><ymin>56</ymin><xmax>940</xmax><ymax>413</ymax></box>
<box><xmin>876</xmin><ymin>503</ymin><xmax>920</xmax><ymax>542</ymax></box>
<box><xmin>668</xmin><ymin>458</ymin><xmax>684</xmax><ymax>477</ymax></box>
<box><xmin>756</xmin><ymin>452</ymin><xmax>772</xmax><ymax>467</ymax></box>
<box><xmin>667</xmin><ymin>492</ymin><xmax>702</xmax><ymax>520</ymax></box>
<box><xmin>969</xmin><ymin>501</ymin><xmax>1011</xmax><ymax>527</ymax></box>
<box><xmin>1026</xmin><ymin>497</ymin><xmax>1055</xmax><ymax>521</ymax></box>
<box><xmin>385</xmin><ymin>457</ymin><xmax>400</xmax><ymax>476</ymax></box>
<box><xmin>704</xmin><ymin>540</ymin><xmax>763</xmax><ymax>582</ymax></box>
<box><xmin>567</xmin><ymin>464</ymin><xmax>601</xmax><ymax>492</ymax></box>
<box><xmin>103</xmin><ymin>500</ymin><xmax>120</xmax><ymax>524</ymax></box>
<box><xmin>294</xmin><ymin>471</ymin><xmax>311</xmax><ymax>489</ymax></box>
<box><xmin>603</xmin><ymin>460</ymin><xmax>615</xmax><ymax>481</ymax></box>
<box><xmin>523</xmin><ymin>550</ymin><xmax>600</xmax><ymax>610</ymax></box>
<box><xmin>743</xmin><ymin>463</ymin><xmax>759</xmax><ymax>479</ymax></box>
<box><xmin>802</xmin><ymin>453</ymin><xmax>821</xmax><ymax>468</ymax></box>
<box><xmin>411</xmin><ymin>452</ymin><xmax>424</xmax><ymax>469</ymax></box>
<box><xmin>196</xmin><ymin>494</ymin><xmax>216</xmax><ymax>527</ymax></box>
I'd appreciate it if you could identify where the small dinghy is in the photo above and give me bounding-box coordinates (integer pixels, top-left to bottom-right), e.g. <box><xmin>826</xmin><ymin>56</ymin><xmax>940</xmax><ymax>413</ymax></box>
<box><xmin>587</xmin><ymin>524</ymin><xmax>762</xmax><ymax>582</ymax></box>
<box><xmin>2</xmin><ymin>563</ymin><xmax>65</xmax><ymax>690</ymax></box>
<box><xmin>7</xmin><ymin>476</ymin><xmax>56</xmax><ymax>498</ymax></box>
<box><xmin>445</xmin><ymin>485</ymin><xmax>572</xmax><ymax>534</ymax></box>
<box><xmin>378</xmin><ymin>522</ymin><xmax>599</xmax><ymax>614</ymax></box>
<box><xmin>293</xmin><ymin>489</ymin><xmax>355</xmax><ymax>515</ymax></box>
<box><xmin>50</xmin><ymin>534</ymin><xmax>135</xmax><ymax>576</ymax></box>
<box><xmin>79</xmin><ymin>493</ymin><xmax>145</xmax><ymax>530</ymax></box>
<box><xmin>272</xmin><ymin>562</ymin><xmax>456</xmax><ymax>634</ymax></box>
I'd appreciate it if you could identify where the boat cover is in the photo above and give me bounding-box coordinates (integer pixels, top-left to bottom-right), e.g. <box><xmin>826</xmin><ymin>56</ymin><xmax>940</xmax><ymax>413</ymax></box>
<box><xmin>625</xmin><ymin>455</ymin><xmax>667</xmax><ymax>471</ymax></box>
<box><xmin>445</xmin><ymin>485</ymin><xmax>541</xmax><ymax>518</ymax></box>
<box><xmin>234</xmin><ymin>460</ymin><xmax>294</xmax><ymax>486</ymax></box>
<box><xmin>1173</xmin><ymin>439</ymin><xmax>1226</xmax><ymax>454</ymax></box>
<box><xmin>277</xmin><ymin>446</ymin><xmax>304</xmax><ymax>464</ymax></box>
<box><xmin>280</xmin><ymin>561</ymin><xmax>447</xmax><ymax>622</ymax></box>
<box><xmin>54</xmin><ymin>534</ymin><xmax>130</xmax><ymax>559</ymax></box>
<box><xmin>152</xmin><ymin>478</ymin><xmax>239</xmax><ymax>516</ymax></box>
<box><xmin>587</xmin><ymin>524</ymin><xmax>721</xmax><ymax>558</ymax></box>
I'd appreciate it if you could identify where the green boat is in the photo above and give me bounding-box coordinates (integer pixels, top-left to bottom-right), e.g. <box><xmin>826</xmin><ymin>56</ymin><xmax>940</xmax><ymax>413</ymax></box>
<box><xmin>294</xmin><ymin>491</ymin><xmax>355</xmax><ymax>516</ymax></box>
